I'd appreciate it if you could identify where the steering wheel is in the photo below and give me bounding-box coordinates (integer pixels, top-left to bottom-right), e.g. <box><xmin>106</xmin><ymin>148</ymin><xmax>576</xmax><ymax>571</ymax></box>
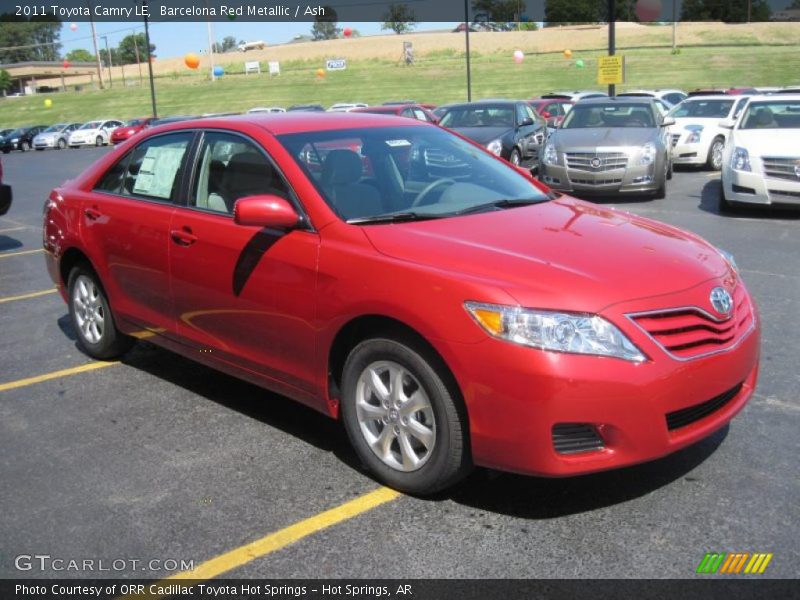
<box><xmin>411</xmin><ymin>178</ymin><xmax>456</xmax><ymax>208</ymax></box>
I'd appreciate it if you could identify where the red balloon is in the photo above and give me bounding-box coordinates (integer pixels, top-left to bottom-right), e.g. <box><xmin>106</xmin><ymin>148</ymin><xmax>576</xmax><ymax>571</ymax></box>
<box><xmin>343</xmin><ymin>27</ymin><xmax>352</xmax><ymax>38</ymax></box>
<box><xmin>62</xmin><ymin>59</ymin><xmax>70</xmax><ymax>69</ymax></box>
<box><xmin>635</xmin><ymin>0</ymin><xmax>662</xmax><ymax>22</ymax></box>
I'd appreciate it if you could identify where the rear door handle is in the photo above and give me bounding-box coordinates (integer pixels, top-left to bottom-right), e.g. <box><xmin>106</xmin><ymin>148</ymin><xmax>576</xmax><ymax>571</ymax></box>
<box><xmin>170</xmin><ymin>227</ymin><xmax>197</xmax><ymax>247</ymax></box>
<box><xmin>84</xmin><ymin>207</ymin><xmax>102</xmax><ymax>221</ymax></box>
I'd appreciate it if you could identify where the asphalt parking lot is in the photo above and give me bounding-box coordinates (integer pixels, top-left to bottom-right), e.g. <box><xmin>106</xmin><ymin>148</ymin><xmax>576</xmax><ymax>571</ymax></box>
<box><xmin>0</xmin><ymin>147</ymin><xmax>797</xmax><ymax>580</ymax></box>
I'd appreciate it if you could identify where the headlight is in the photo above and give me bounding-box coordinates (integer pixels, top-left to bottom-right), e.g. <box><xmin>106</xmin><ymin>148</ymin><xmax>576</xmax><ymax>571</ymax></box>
<box><xmin>685</xmin><ymin>125</ymin><xmax>703</xmax><ymax>143</ymax></box>
<box><xmin>486</xmin><ymin>138</ymin><xmax>503</xmax><ymax>156</ymax></box>
<box><xmin>543</xmin><ymin>142</ymin><xmax>558</xmax><ymax>165</ymax></box>
<box><xmin>718</xmin><ymin>248</ymin><xmax>738</xmax><ymax>273</ymax></box>
<box><xmin>731</xmin><ymin>147</ymin><xmax>751</xmax><ymax>172</ymax></box>
<box><xmin>637</xmin><ymin>142</ymin><xmax>656</xmax><ymax>166</ymax></box>
<box><xmin>10</xmin><ymin>138</ymin><xmax>19</xmax><ymax>143</ymax></box>
<box><xmin>465</xmin><ymin>302</ymin><xmax>646</xmax><ymax>362</ymax></box>
<box><xmin>127</xmin><ymin>129</ymin><xmax>135</xmax><ymax>134</ymax></box>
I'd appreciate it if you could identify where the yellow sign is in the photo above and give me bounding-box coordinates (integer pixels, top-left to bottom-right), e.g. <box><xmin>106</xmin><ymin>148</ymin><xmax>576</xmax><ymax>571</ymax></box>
<box><xmin>597</xmin><ymin>55</ymin><xmax>625</xmax><ymax>85</ymax></box>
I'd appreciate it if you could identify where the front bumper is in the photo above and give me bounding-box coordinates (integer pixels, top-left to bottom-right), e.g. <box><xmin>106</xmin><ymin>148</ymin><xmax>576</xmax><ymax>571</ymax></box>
<box><xmin>672</xmin><ymin>141</ymin><xmax>707</xmax><ymax>165</ymax></box>
<box><xmin>68</xmin><ymin>138</ymin><xmax>91</xmax><ymax>146</ymax></box>
<box><xmin>539</xmin><ymin>161</ymin><xmax>660</xmax><ymax>195</ymax></box>
<box><xmin>33</xmin><ymin>137</ymin><xmax>57</xmax><ymax>149</ymax></box>
<box><xmin>724</xmin><ymin>165</ymin><xmax>800</xmax><ymax>206</ymax></box>
<box><xmin>441</xmin><ymin>283</ymin><xmax>760</xmax><ymax>477</ymax></box>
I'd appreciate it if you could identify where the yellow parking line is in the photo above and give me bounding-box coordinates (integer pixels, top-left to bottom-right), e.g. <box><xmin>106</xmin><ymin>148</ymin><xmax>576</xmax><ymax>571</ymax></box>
<box><xmin>118</xmin><ymin>487</ymin><xmax>402</xmax><ymax>599</ymax></box>
<box><xmin>0</xmin><ymin>289</ymin><xmax>58</xmax><ymax>304</ymax></box>
<box><xmin>0</xmin><ymin>361</ymin><xmax>119</xmax><ymax>393</ymax></box>
<box><xmin>0</xmin><ymin>248</ymin><xmax>44</xmax><ymax>258</ymax></box>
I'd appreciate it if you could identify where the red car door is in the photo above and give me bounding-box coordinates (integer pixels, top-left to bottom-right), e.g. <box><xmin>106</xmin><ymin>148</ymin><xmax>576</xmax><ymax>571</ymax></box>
<box><xmin>81</xmin><ymin>131</ymin><xmax>195</xmax><ymax>334</ymax></box>
<box><xmin>168</xmin><ymin>130</ymin><xmax>321</xmax><ymax>399</ymax></box>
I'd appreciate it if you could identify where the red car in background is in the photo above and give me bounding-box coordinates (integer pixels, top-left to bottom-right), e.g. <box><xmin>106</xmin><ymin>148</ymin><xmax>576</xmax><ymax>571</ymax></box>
<box><xmin>350</xmin><ymin>104</ymin><xmax>438</xmax><ymax>123</ymax></box>
<box><xmin>110</xmin><ymin>117</ymin><xmax>154</xmax><ymax>144</ymax></box>
<box><xmin>528</xmin><ymin>97</ymin><xmax>575</xmax><ymax>127</ymax></box>
<box><xmin>43</xmin><ymin>113</ymin><xmax>759</xmax><ymax>495</ymax></box>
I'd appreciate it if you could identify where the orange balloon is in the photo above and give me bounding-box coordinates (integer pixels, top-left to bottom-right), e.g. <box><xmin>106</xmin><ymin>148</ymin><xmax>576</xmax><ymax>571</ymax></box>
<box><xmin>316</xmin><ymin>68</ymin><xmax>326</xmax><ymax>78</ymax></box>
<box><xmin>184</xmin><ymin>53</ymin><xmax>200</xmax><ymax>69</ymax></box>
<box><xmin>563</xmin><ymin>49</ymin><xmax>573</xmax><ymax>59</ymax></box>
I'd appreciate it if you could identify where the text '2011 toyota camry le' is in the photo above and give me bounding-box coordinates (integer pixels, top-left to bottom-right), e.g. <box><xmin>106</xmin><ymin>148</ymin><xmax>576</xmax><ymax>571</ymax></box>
<box><xmin>43</xmin><ymin>113</ymin><xmax>759</xmax><ymax>495</ymax></box>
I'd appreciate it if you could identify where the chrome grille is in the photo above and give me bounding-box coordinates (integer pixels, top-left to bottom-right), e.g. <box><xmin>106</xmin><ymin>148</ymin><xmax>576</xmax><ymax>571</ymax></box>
<box><xmin>768</xmin><ymin>189</ymin><xmax>800</xmax><ymax>201</ymax></box>
<box><xmin>762</xmin><ymin>156</ymin><xmax>800</xmax><ymax>182</ymax></box>
<box><xmin>629</xmin><ymin>284</ymin><xmax>754</xmax><ymax>360</ymax></box>
<box><xmin>423</xmin><ymin>147</ymin><xmax>470</xmax><ymax>178</ymax></box>
<box><xmin>570</xmin><ymin>178</ymin><xmax>623</xmax><ymax>186</ymax></box>
<box><xmin>565</xmin><ymin>152</ymin><xmax>628</xmax><ymax>172</ymax></box>
<box><xmin>671</xmin><ymin>133</ymin><xmax>681</xmax><ymax>147</ymax></box>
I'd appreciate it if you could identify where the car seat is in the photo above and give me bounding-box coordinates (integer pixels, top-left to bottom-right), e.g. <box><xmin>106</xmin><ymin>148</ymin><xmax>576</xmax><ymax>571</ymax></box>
<box><xmin>320</xmin><ymin>149</ymin><xmax>382</xmax><ymax>220</ymax></box>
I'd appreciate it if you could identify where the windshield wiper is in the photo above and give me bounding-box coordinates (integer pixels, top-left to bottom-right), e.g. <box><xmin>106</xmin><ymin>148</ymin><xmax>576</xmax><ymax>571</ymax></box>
<box><xmin>453</xmin><ymin>197</ymin><xmax>548</xmax><ymax>216</ymax></box>
<box><xmin>347</xmin><ymin>212</ymin><xmax>446</xmax><ymax>225</ymax></box>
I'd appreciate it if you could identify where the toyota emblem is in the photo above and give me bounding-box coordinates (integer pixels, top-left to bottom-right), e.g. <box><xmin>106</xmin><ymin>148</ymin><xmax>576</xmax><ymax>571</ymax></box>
<box><xmin>590</xmin><ymin>157</ymin><xmax>602</xmax><ymax>169</ymax></box>
<box><xmin>710</xmin><ymin>287</ymin><xmax>733</xmax><ymax>315</ymax></box>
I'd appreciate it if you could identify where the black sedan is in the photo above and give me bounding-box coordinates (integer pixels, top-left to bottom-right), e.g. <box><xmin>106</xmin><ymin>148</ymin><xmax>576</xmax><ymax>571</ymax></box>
<box><xmin>0</xmin><ymin>125</ymin><xmax>48</xmax><ymax>153</ymax></box>
<box><xmin>437</xmin><ymin>100</ymin><xmax>546</xmax><ymax>169</ymax></box>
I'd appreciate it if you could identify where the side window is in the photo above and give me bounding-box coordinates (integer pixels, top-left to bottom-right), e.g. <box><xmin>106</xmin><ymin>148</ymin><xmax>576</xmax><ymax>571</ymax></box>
<box><xmin>733</xmin><ymin>98</ymin><xmax>748</xmax><ymax>118</ymax></box>
<box><xmin>412</xmin><ymin>109</ymin><xmax>430</xmax><ymax>121</ymax></box>
<box><xmin>524</xmin><ymin>104</ymin><xmax>540</xmax><ymax>124</ymax></box>
<box><xmin>400</xmin><ymin>108</ymin><xmax>415</xmax><ymax>119</ymax></box>
<box><xmin>515</xmin><ymin>103</ymin><xmax>528</xmax><ymax>124</ymax></box>
<box><xmin>94</xmin><ymin>154</ymin><xmax>131</xmax><ymax>194</ymax></box>
<box><xmin>120</xmin><ymin>133</ymin><xmax>193</xmax><ymax>201</ymax></box>
<box><xmin>191</xmin><ymin>132</ymin><xmax>289</xmax><ymax>215</ymax></box>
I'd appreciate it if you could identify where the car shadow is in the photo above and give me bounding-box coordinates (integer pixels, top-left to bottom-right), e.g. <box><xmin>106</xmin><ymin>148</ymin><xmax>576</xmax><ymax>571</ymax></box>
<box><xmin>700</xmin><ymin>179</ymin><xmax>800</xmax><ymax>220</ymax></box>
<box><xmin>569</xmin><ymin>193</ymin><xmax>658</xmax><ymax>205</ymax></box>
<box><xmin>0</xmin><ymin>235</ymin><xmax>23</xmax><ymax>252</ymax></box>
<box><xmin>441</xmin><ymin>426</ymin><xmax>729</xmax><ymax>518</ymax></box>
<box><xmin>57</xmin><ymin>313</ymin><xmax>78</xmax><ymax>341</ymax></box>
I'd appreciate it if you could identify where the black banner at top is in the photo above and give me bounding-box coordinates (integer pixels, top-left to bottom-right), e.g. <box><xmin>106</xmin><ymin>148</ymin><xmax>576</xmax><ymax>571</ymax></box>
<box><xmin>0</xmin><ymin>0</ymin><xmax>795</xmax><ymax>23</ymax></box>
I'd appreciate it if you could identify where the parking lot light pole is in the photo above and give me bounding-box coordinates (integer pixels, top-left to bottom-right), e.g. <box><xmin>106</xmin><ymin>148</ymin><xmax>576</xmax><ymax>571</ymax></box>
<box><xmin>608</xmin><ymin>0</ymin><xmax>616</xmax><ymax>97</ymax></box>
<box><xmin>101</xmin><ymin>35</ymin><xmax>113</xmax><ymax>89</ymax></box>
<box><xmin>464</xmin><ymin>0</ymin><xmax>472</xmax><ymax>102</ymax></box>
<box><xmin>139</xmin><ymin>0</ymin><xmax>158</xmax><ymax>118</ymax></box>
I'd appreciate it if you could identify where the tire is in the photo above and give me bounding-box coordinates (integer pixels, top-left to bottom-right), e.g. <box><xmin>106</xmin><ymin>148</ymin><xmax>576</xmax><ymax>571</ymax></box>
<box><xmin>35</xmin><ymin>148</ymin><xmax>45</xmax><ymax>152</ymax></box>
<box><xmin>341</xmin><ymin>337</ymin><xmax>471</xmax><ymax>495</ymax></box>
<box><xmin>67</xmin><ymin>264</ymin><xmax>133</xmax><ymax>360</ymax></box>
<box><xmin>707</xmin><ymin>137</ymin><xmax>724</xmax><ymax>171</ymax></box>
<box><xmin>95</xmin><ymin>135</ymin><xmax>104</xmax><ymax>147</ymax></box>
<box><xmin>666</xmin><ymin>157</ymin><xmax>673</xmax><ymax>180</ymax></box>
<box><xmin>57</xmin><ymin>138</ymin><xmax>67</xmax><ymax>150</ymax></box>
<box><xmin>20</xmin><ymin>141</ymin><xmax>30</xmax><ymax>152</ymax></box>
<box><xmin>509</xmin><ymin>148</ymin><xmax>522</xmax><ymax>166</ymax></box>
<box><xmin>719</xmin><ymin>181</ymin><xmax>739</xmax><ymax>213</ymax></box>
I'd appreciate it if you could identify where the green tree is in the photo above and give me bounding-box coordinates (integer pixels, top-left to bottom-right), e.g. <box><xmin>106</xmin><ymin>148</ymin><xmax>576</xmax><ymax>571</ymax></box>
<box><xmin>116</xmin><ymin>33</ymin><xmax>154</xmax><ymax>65</ymax></box>
<box><xmin>382</xmin><ymin>3</ymin><xmax>417</xmax><ymax>34</ymax></box>
<box><xmin>0</xmin><ymin>69</ymin><xmax>12</xmax><ymax>94</ymax></box>
<box><xmin>212</xmin><ymin>36</ymin><xmax>238</xmax><ymax>53</ymax></box>
<box><xmin>544</xmin><ymin>0</ymin><xmax>636</xmax><ymax>26</ymax></box>
<box><xmin>311</xmin><ymin>6</ymin><xmax>340</xmax><ymax>40</ymax></box>
<box><xmin>0</xmin><ymin>15</ymin><xmax>61</xmax><ymax>62</ymax></box>
<box><xmin>65</xmin><ymin>48</ymin><xmax>95</xmax><ymax>63</ymax></box>
<box><xmin>681</xmin><ymin>0</ymin><xmax>771</xmax><ymax>22</ymax></box>
<box><xmin>472</xmin><ymin>0</ymin><xmax>519</xmax><ymax>22</ymax></box>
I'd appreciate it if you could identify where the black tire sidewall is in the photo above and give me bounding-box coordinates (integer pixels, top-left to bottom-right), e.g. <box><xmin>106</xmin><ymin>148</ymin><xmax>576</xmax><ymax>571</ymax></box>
<box><xmin>341</xmin><ymin>338</ymin><xmax>468</xmax><ymax>495</ymax></box>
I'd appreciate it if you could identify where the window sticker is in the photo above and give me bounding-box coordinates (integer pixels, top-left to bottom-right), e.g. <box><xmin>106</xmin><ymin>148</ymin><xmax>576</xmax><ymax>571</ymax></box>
<box><xmin>132</xmin><ymin>146</ymin><xmax>185</xmax><ymax>199</ymax></box>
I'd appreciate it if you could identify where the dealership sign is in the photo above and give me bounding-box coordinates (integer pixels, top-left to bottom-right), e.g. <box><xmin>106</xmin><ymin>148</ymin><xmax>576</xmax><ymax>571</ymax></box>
<box><xmin>326</xmin><ymin>59</ymin><xmax>347</xmax><ymax>71</ymax></box>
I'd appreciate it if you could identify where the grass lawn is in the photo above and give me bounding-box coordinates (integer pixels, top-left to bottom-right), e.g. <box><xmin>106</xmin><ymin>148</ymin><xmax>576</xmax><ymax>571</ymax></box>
<box><xmin>1</xmin><ymin>44</ymin><xmax>798</xmax><ymax>127</ymax></box>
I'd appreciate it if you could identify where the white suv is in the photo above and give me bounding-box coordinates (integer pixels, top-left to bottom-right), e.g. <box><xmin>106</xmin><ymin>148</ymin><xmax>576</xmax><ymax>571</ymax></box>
<box><xmin>67</xmin><ymin>120</ymin><xmax>123</xmax><ymax>148</ymax></box>
<box><xmin>721</xmin><ymin>95</ymin><xmax>800</xmax><ymax>208</ymax></box>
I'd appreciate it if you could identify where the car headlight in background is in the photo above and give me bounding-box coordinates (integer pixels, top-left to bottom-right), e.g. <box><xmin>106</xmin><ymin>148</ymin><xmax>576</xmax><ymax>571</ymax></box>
<box><xmin>731</xmin><ymin>147</ymin><xmax>751</xmax><ymax>172</ymax></box>
<box><xmin>127</xmin><ymin>129</ymin><xmax>136</xmax><ymax>135</ymax></box>
<box><xmin>543</xmin><ymin>143</ymin><xmax>558</xmax><ymax>165</ymax></box>
<box><xmin>10</xmin><ymin>138</ymin><xmax>19</xmax><ymax>143</ymax></box>
<box><xmin>637</xmin><ymin>142</ymin><xmax>656</xmax><ymax>166</ymax></box>
<box><xmin>685</xmin><ymin>125</ymin><xmax>703</xmax><ymax>143</ymax></box>
<box><xmin>486</xmin><ymin>138</ymin><xmax>503</xmax><ymax>156</ymax></box>
<box><xmin>465</xmin><ymin>302</ymin><xmax>646</xmax><ymax>362</ymax></box>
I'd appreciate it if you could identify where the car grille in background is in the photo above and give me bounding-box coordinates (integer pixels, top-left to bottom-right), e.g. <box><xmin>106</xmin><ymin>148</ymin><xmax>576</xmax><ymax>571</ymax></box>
<box><xmin>565</xmin><ymin>152</ymin><xmax>628</xmax><ymax>172</ymax></box>
<box><xmin>671</xmin><ymin>134</ymin><xmax>681</xmax><ymax>147</ymax></box>
<box><xmin>552</xmin><ymin>424</ymin><xmax>605</xmax><ymax>454</ymax></box>
<box><xmin>768</xmin><ymin>189</ymin><xmax>800</xmax><ymax>201</ymax></box>
<box><xmin>762</xmin><ymin>156</ymin><xmax>800</xmax><ymax>181</ymax></box>
<box><xmin>423</xmin><ymin>147</ymin><xmax>470</xmax><ymax>178</ymax></box>
<box><xmin>629</xmin><ymin>285</ymin><xmax>753</xmax><ymax>360</ymax></box>
<box><xmin>665</xmin><ymin>382</ymin><xmax>744</xmax><ymax>431</ymax></box>
<box><xmin>534</xmin><ymin>132</ymin><xmax>545</xmax><ymax>145</ymax></box>
<box><xmin>571</xmin><ymin>177</ymin><xmax>623</xmax><ymax>186</ymax></box>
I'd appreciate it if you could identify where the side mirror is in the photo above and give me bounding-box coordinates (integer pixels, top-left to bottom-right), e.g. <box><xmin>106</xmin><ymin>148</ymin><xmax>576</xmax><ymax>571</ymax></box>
<box><xmin>234</xmin><ymin>195</ymin><xmax>299</xmax><ymax>229</ymax></box>
<box><xmin>660</xmin><ymin>117</ymin><xmax>676</xmax><ymax>127</ymax></box>
<box><xmin>519</xmin><ymin>117</ymin><xmax>534</xmax><ymax>127</ymax></box>
<box><xmin>719</xmin><ymin>119</ymin><xmax>736</xmax><ymax>129</ymax></box>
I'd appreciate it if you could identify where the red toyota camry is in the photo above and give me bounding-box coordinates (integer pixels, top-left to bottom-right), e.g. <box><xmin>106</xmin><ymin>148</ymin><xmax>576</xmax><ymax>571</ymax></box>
<box><xmin>110</xmin><ymin>117</ymin><xmax>154</xmax><ymax>144</ymax></box>
<box><xmin>43</xmin><ymin>113</ymin><xmax>759</xmax><ymax>494</ymax></box>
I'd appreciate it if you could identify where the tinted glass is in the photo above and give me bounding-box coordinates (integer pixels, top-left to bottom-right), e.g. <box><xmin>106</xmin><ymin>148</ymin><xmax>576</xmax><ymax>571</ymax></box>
<box><xmin>668</xmin><ymin>99</ymin><xmax>734</xmax><ymax>118</ymax></box>
<box><xmin>562</xmin><ymin>104</ymin><xmax>656</xmax><ymax>128</ymax></box>
<box><xmin>740</xmin><ymin>101</ymin><xmax>800</xmax><ymax>129</ymax></box>
<box><xmin>80</xmin><ymin>121</ymin><xmax>101</xmax><ymax>130</ymax></box>
<box><xmin>277</xmin><ymin>126</ymin><xmax>546</xmax><ymax>222</ymax></box>
<box><xmin>42</xmin><ymin>124</ymin><xmax>67</xmax><ymax>133</ymax></box>
<box><xmin>439</xmin><ymin>106</ymin><xmax>514</xmax><ymax>128</ymax></box>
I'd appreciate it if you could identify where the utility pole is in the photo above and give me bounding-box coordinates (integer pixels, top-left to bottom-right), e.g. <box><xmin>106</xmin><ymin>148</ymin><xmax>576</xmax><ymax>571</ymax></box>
<box><xmin>607</xmin><ymin>0</ymin><xmax>616</xmax><ymax>97</ymax></box>
<box><xmin>101</xmin><ymin>35</ymin><xmax>113</xmax><ymax>88</ymax></box>
<box><xmin>142</xmin><ymin>0</ymin><xmax>157</xmax><ymax>118</ymax></box>
<box><xmin>132</xmin><ymin>29</ymin><xmax>143</xmax><ymax>84</ymax></box>
<box><xmin>206</xmin><ymin>0</ymin><xmax>216</xmax><ymax>81</ymax></box>
<box><xmin>464</xmin><ymin>0</ymin><xmax>472</xmax><ymax>102</ymax></box>
<box><xmin>87</xmin><ymin>1</ymin><xmax>104</xmax><ymax>89</ymax></box>
<box><xmin>672</xmin><ymin>0</ymin><xmax>677</xmax><ymax>51</ymax></box>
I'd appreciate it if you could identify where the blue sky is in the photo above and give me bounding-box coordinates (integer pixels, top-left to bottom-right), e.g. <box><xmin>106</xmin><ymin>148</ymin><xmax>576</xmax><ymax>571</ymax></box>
<box><xmin>59</xmin><ymin>21</ymin><xmax>459</xmax><ymax>59</ymax></box>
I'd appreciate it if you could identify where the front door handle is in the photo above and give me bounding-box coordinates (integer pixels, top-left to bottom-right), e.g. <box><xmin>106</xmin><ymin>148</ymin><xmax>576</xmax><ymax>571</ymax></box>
<box><xmin>84</xmin><ymin>207</ymin><xmax>102</xmax><ymax>221</ymax></box>
<box><xmin>170</xmin><ymin>227</ymin><xmax>198</xmax><ymax>247</ymax></box>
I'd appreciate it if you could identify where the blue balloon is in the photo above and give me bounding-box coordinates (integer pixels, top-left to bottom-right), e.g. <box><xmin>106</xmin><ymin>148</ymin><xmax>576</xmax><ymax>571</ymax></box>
<box><xmin>213</xmin><ymin>65</ymin><xmax>224</xmax><ymax>77</ymax></box>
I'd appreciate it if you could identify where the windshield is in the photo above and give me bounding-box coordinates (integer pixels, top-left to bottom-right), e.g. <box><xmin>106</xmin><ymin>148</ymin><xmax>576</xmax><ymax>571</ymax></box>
<box><xmin>561</xmin><ymin>104</ymin><xmax>656</xmax><ymax>128</ymax></box>
<box><xmin>42</xmin><ymin>124</ymin><xmax>66</xmax><ymax>133</ymax></box>
<box><xmin>80</xmin><ymin>121</ymin><xmax>101</xmax><ymax>130</ymax></box>
<box><xmin>9</xmin><ymin>128</ymin><xmax>25</xmax><ymax>137</ymax></box>
<box><xmin>439</xmin><ymin>106</ymin><xmax>514</xmax><ymax>128</ymax></box>
<box><xmin>277</xmin><ymin>125</ymin><xmax>547</xmax><ymax>223</ymax></box>
<box><xmin>126</xmin><ymin>119</ymin><xmax>145</xmax><ymax>126</ymax></box>
<box><xmin>668</xmin><ymin>99</ymin><xmax>734</xmax><ymax>119</ymax></box>
<box><xmin>739</xmin><ymin>100</ymin><xmax>800</xmax><ymax>129</ymax></box>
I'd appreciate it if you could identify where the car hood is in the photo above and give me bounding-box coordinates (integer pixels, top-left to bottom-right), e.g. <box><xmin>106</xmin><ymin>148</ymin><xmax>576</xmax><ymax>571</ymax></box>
<box><xmin>35</xmin><ymin>132</ymin><xmax>58</xmax><ymax>139</ymax></box>
<box><xmin>732</xmin><ymin>129</ymin><xmax>800</xmax><ymax>156</ymax></box>
<box><xmin>449</xmin><ymin>126</ymin><xmax>512</xmax><ymax>145</ymax></box>
<box><xmin>72</xmin><ymin>129</ymin><xmax>98</xmax><ymax>135</ymax></box>
<box><xmin>669</xmin><ymin>117</ymin><xmax>728</xmax><ymax>130</ymax></box>
<box><xmin>552</xmin><ymin>127</ymin><xmax>657</xmax><ymax>149</ymax></box>
<box><xmin>362</xmin><ymin>197</ymin><xmax>729</xmax><ymax>313</ymax></box>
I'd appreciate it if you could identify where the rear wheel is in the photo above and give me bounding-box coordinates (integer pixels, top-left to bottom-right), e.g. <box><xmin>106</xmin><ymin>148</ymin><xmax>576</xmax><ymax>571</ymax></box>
<box><xmin>95</xmin><ymin>135</ymin><xmax>104</xmax><ymax>147</ymax></box>
<box><xmin>509</xmin><ymin>148</ymin><xmax>522</xmax><ymax>166</ymax></box>
<box><xmin>707</xmin><ymin>137</ymin><xmax>724</xmax><ymax>171</ymax></box>
<box><xmin>20</xmin><ymin>141</ymin><xmax>30</xmax><ymax>152</ymax></box>
<box><xmin>57</xmin><ymin>138</ymin><xmax>67</xmax><ymax>150</ymax></box>
<box><xmin>341</xmin><ymin>337</ymin><xmax>471</xmax><ymax>495</ymax></box>
<box><xmin>67</xmin><ymin>264</ymin><xmax>133</xmax><ymax>359</ymax></box>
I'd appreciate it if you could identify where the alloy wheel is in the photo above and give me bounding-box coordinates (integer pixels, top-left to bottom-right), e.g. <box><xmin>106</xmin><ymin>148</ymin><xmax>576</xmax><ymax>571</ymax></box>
<box><xmin>72</xmin><ymin>275</ymin><xmax>105</xmax><ymax>344</ymax></box>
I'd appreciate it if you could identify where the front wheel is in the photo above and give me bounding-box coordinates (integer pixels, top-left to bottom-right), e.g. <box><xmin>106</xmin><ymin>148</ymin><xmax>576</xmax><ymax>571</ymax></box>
<box><xmin>20</xmin><ymin>141</ymin><xmax>30</xmax><ymax>152</ymax></box>
<box><xmin>707</xmin><ymin>137</ymin><xmax>724</xmax><ymax>171</ymax></box>
<box><xmin>509</xmin><ymin>148</ymin><xmax>522</xmax><ymax>166</ymax></box>
<box><xmin>68</xmin><ymin>265</ymin><xmax>133</xmax><ymax>359</ymax></box>
<box><xmin>95</xmin><ymin>135</ymin><xmax>104</xmax><ymax>147</ymax></box>
<box><xmin>57</xmin><ymin>138</ymin><xmax>67</xmax><ymax>150</ymax></box>
<box><xmin>341</xmin><ymin>337</ymin><xmax>471</xmax><ymax>495</ymax></box>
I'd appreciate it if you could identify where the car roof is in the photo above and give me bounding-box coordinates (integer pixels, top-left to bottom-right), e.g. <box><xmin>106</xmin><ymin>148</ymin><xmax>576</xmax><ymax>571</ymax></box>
<box><xmin>680</xmin><ymin>95</ymin><xmax>738</xmax><ymax>102</ymax></box>
<box><xmin>438</xmin><ymin>100</ymin><xmax>519</xmax><ymax>109</ymax></box>
<box><xmin>574</xmin><ymin>97</ymin><xmax>656</xmax><ymax>106</ymax></box>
